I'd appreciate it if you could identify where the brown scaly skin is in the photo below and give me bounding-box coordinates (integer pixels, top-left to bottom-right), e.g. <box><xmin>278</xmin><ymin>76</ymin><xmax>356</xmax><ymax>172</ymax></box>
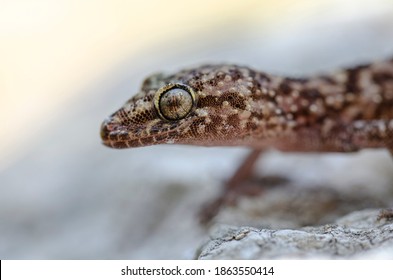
<box><xmin>101</xmin><ymin>59</ymin><xmax>393</xmax><ymax>222</ymax></box>
<box><xmin>101</xmin><ymin>60</ymin><xmax>393</xmax><ymax>155</ymax></box>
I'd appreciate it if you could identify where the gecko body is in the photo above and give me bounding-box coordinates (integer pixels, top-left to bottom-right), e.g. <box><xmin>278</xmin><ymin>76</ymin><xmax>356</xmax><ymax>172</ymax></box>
<box><xmin>101</xmin><ymin>59</ymin><xmax>393</xmax><ymax>155</ymax></box>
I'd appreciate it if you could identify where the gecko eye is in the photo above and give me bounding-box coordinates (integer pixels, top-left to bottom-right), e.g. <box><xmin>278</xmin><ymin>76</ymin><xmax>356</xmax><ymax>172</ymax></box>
<box><xmin>154</xmin><ymin>83</ymin><xmax>196</xmax><ymax>121</ymax></box>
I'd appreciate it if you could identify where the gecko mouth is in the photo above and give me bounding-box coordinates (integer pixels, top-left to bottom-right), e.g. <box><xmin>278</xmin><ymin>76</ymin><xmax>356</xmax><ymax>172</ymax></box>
<box><xmin>100</xmin><ymin>116</ymin><xmax>186</xmax><ymax>149</ymax></box>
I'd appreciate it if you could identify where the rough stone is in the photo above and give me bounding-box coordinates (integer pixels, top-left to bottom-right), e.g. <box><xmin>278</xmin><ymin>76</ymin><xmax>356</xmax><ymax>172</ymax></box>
<box><xmin>198</xmin><ymin>209</ymin><xmax>393</xmax><ymax>259</ymax></box>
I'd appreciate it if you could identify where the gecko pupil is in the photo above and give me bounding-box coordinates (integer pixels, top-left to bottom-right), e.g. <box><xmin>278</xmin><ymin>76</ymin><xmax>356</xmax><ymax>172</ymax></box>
<box><xmin>155</xmin><ymin>84</ymin><xmax>195</xmax><ymax>121</ymax></box>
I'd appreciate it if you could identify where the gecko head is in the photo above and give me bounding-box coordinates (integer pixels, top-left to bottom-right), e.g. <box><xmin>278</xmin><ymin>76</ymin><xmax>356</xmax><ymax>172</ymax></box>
<box><xmin>101</xmin><ymin>65</ymin><xmax>267</xmax><ymax>148</ymax></box>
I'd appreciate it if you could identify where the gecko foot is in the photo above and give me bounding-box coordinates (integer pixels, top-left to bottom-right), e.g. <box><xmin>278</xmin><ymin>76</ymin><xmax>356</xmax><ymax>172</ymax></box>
<box><xmin>198</xmin><ymin>175</ymin><xmax>289</xmax><ymax>224</ymax></box>
<box><xmin>199</xmin><ymin>149</ymin><xmax>291</xmax><ymax>224</ymax></box>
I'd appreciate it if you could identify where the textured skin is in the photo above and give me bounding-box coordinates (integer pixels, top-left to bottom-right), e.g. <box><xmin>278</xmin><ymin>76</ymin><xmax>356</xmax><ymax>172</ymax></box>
<box><xmin>101</xmin><ymin>59</ymin><xmax>393</xmax><ymax>155</ymax></box>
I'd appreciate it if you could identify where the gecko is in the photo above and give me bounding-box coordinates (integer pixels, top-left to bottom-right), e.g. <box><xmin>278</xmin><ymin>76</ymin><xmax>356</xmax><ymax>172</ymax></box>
<box><xmin>101</xmin><ymin>58</ymin><xmax>393</xmax><ymax>221</ymax></box>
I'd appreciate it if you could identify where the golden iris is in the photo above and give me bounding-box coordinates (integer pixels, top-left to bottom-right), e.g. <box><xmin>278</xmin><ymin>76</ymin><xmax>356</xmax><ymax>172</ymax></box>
<box><xmin>154</xmin><ymin>84</ymin><xmax>196</xmax><ymax>121</ymax></box>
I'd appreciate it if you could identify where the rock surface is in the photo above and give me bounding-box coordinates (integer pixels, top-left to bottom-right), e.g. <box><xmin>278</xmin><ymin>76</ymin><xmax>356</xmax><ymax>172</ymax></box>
<box><xmin>198</xmin><ymin>209</ymin><xmax>393</xmax><ymax>259</ymax></box>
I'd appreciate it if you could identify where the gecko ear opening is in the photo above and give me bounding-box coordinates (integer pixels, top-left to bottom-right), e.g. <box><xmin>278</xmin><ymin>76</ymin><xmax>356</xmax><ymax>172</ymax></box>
<box><xmin>154</xmin><ymin>83</ymin><xmax>197</xmax><ymax>121</ymax></box>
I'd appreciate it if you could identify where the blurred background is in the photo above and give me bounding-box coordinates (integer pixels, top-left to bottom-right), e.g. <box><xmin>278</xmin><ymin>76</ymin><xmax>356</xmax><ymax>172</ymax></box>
<box><xmin>1</xmin><ymin>0</ymin><xmax>393</xmax><ymax>259</ymax></box>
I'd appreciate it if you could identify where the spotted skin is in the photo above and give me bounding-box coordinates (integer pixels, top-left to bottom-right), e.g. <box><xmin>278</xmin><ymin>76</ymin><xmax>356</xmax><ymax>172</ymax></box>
<box><xmin>101</xmin><ymin>60</ymin><xmax>393</xmax><ymax>155</ymax></box>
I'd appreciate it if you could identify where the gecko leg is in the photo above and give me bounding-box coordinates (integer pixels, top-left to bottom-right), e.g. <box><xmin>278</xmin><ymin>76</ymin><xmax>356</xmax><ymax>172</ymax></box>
<box><xmin>199</xmin><ymin>149</ymin><xmax>262</xmax><ymax>223</ymax></box>
<box><xmin>226</xmin><ymin>149</ymin><xmax>263</xmax><ymax>191</ymax></box>
<box><xmin>200</xmin><ymin>149</ymin><xmax>289</xmax><ymax>223</ymax></box>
